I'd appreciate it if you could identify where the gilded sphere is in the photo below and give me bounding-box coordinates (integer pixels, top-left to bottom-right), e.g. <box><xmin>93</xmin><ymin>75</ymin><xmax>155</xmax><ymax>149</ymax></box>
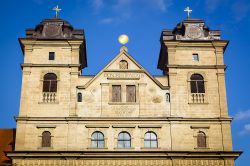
<box><xmin>118</xmin><ymin>34</ymin><xmax>129</xmax><ymax>45</ymax></box>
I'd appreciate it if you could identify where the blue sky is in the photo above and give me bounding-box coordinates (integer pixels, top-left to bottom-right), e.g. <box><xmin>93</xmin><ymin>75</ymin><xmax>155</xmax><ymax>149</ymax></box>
<box><xmin>0</xmin><ymin>0</ymin><xmax>249</xmax><ymax>165</ymax></box>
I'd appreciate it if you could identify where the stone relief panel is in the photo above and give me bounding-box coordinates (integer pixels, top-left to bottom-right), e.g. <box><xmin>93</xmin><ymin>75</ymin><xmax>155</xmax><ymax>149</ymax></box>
<box><xmin>176</xmin><ymin>23</ymin><xmax>221</xmax><ymax>40</ymax></box>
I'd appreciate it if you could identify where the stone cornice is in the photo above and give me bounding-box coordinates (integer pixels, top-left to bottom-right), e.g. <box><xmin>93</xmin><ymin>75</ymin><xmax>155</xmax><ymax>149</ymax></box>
<box><xmin>166</xmin><ymin>65</ymin><xmax>227</xmax><ymax>69</ymax></box>
<box><xmin>7</xmin><ymin>150</ymin><xmax>242</xmax><ymax>159</ymax></box>
<box><xmin>21</xmin><ymin>63</ymin><xmax>81</xmax><ymax>68</ymax></box>
<box><xmin>15</xmin><ymin>117</ymin><xmax>233</xmax><ymax>122</ymax></box>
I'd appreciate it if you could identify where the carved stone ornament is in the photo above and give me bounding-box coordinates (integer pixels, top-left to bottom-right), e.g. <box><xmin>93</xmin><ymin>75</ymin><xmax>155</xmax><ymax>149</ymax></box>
<box><xmin>186</xmin><ymin>24</ymin><xmax>203</xmax><ymax>39</ymax></box>
<box><xmin>42</xmin><ymin>22</ymin><xmax>63</xmax><ymax>38</ymax></box>
<box><xmin>119</xmin><ymin>60</ymin><xmax>128</xmax><ymax>69</ymax></box>
<box><xmin>168</xmin><ymin>19</ymin><xmax>221</xmax><ymax>41</ymax></box>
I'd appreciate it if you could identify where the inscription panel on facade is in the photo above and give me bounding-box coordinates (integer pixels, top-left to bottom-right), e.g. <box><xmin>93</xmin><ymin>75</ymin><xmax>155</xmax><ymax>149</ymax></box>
<box><xmin>102</xmin><ymin>105</ymin><xmax>139</xmax><ymax>117</ymax></box>
<box><xmin>104</xmin><ymin>72</ymin><xmax>144</xmax><ymax>80</ymax></box>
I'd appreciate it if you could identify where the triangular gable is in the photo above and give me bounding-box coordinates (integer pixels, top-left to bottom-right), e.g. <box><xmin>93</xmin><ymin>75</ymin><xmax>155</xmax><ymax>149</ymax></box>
<box><xmin>78</xmin><ymin>47</ymin><xmax>169</xmax><ymax>90</ymax></box>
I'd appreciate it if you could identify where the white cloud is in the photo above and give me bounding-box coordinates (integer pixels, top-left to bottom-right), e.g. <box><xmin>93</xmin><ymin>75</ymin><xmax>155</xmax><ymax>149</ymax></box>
<box><xmin>234</xmin><ymin>110</ymin><xmax>250</xmax><ymax>120</ymax></box>
<box><xmin>96</xmin><ymin>0</ymin><xmax>173</xmax><ymax>24</ymax></box>
<box><xmin>99</xmin><ymin>18</ymin><xmax>114</xmax><ymax>24</ymax></box>
<box><xmin>153</xmin><ymin>0</ymin><xmax>172</xmax><ymax>12</ymax></box>
<box><xmin>113</xmin><ymin>0</ymin><xmax>132</xmax><ymax>10</ymax></box>
<box><xmin>239</xmin><ymin>124</ymin><xmax>250</xmax><ymax>136</ymax></box>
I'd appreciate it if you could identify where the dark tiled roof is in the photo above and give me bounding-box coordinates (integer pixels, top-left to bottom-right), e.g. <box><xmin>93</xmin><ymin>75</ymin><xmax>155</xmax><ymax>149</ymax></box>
<box><xmin>0</xmin><ymin>129</ymin><xmax>15</xmax><ymax>164</ymax></box>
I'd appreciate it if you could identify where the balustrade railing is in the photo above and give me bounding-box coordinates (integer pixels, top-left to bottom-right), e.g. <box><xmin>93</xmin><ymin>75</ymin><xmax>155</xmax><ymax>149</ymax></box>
<box><xmin>42</xmin><ymin>92</ymin><xmax>56</xmax><ymax>103</ymax></box>
<box><xmin>190</xmin><ymin>93</ymin><xmax>206</xmax><ymax>103</ymax></box>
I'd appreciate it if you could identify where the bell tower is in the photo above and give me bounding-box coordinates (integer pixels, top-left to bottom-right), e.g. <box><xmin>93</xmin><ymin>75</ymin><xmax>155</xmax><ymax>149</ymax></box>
<box><xmin>16</xmin><ymin>17</ymin><xmax>87</xmax><ymax>149</ymax></box>
<box><xmin>158</xmin><ymin>17</ymin><xmax>233</xmax><ymax>149</ymax></box>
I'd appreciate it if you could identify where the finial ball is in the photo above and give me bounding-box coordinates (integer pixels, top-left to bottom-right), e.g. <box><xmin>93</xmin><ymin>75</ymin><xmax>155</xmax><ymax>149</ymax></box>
<box><xmin>118</xmin><ymin>34</ymin><xmax>129</xmax><ymax>45</ymax></box>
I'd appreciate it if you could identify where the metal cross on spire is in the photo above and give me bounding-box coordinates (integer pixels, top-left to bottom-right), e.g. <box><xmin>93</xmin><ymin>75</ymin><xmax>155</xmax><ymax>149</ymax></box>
<box><xmin>53</xmin><ymin>5</ymin><xmax>62</xmax><ymax>18</ymax></box>
<box><xmin>184</xmin><ymin>6</ymin><xmax>192</xmax><ymax>19</ymax></box>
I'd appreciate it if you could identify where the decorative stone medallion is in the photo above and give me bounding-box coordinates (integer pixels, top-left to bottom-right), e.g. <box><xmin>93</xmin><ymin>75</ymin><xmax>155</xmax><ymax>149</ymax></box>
<box><xmin>186</xmin><ymin>24</ymin><xmax>203</xmax><ymax>39</ymax></box>
<box><xmin>43</xmin><ymin>23</ymin><xmax>62</xmax><ymax>38</ymax></box>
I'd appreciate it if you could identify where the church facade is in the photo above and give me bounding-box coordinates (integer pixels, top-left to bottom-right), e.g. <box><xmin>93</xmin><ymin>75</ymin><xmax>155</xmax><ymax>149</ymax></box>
<box><xmin>7</xmin><ymin>17</ymin><xmax>241</xmax><ymax>166</ymax></box>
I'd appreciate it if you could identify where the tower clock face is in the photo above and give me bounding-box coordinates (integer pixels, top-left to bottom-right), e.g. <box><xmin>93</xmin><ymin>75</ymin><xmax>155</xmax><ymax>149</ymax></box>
<box><xmin>186</xmin><ymin>24</ymin><xmax>203</xmax><ymax>39</ymax></box>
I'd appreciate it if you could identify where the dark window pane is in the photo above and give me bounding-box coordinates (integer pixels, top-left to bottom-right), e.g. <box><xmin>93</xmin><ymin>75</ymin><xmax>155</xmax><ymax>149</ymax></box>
<box><xmin>197</xmin><ymin>132</ymin><xmax>206</xmax><ymax>148</ymax></box>
<box><xmin>50</xmin><ymin>81</ymin><xmax>57</xmax><ymax>92</ymax></box>
<box><xmin>191</xmin><ymin>74</ymin><xmax>203</xmax><ymax>80</ymax></box>
<box><xmin>42</xmin><ymin>131</ymin><xmax>51</xmax><ymax>147</ymax></box>
<box><xmin>126</xmin><ymin>85</ymin><xmax>136</xmax><ymax>102</ymax></box>
<box><xmin>197</xmin><ymin>81</ymin><xmax>205</xmax><ymax>93</ymax></box>
<box><xmin>112</xmin><ymin>85</ymin><xmax>121</xmax><ymax>102</ymax></box>
<box><xmin>43</xmin><ymin>81</ymin><xmax>50</xmax><ymax>92</ymax></box>
<box><xmin>49</xmin><ymin>52</ymin><xmax>55</xmax><ymax>60</ymax></box>
<box><xmin>43</xmin><ymin>73</ymin><xmax>57</xmax><ymax>92</ymax></box>
<box><xmin>190</xmin><ymin>74</ymin><xmax>205</xmax><ymax>93</ymax></box>
<box><xmin>44</xmin><ymin>73</ymin><xmax>57</xmax><ymax>80</ymax></box>
<box><xmin>77</xmin><ymin>93</ymin><xmax>82</xmax><ymax>102</ymax></box>
<box><xmin>190</xmin><ymin>81</ymin><xmax>197</xmax><ymax>93</ymax></box>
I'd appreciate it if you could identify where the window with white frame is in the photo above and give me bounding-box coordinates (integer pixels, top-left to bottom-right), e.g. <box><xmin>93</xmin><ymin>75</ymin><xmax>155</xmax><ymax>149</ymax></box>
<box><xmin>91</xmin><ymin>131</ymin><xmax>105</xmax><ymax>148</ymax></box>
<box><xmin>118</xmin><ymin>132</ymin><xmax>131</xmax><ymax>148</ymax></box>
<box><xmin>144</xmin><ymin>131</ymin><xmax>158</xmax><ymax>148</ymax></box>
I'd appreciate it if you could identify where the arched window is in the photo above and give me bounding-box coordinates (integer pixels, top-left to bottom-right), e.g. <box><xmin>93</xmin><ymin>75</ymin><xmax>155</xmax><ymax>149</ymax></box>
<box><xmin>118</xmin><ymin>132</ymin><xmax>131</xmax><ymax>148</ymax></box>
<box><xmin>43</xmin><ymin>73</ymin><xmax>57</xmax><ymax>92</ymax></box>
<box><xmin>166</xmin><ymin>93</ymin><xmax>170</xmax><ymax>102</ymax></box>
<box><xmin>77</xmin><ymin>92</ymin><xmax>82</xmax><ymax>102</ymax></box>
<box><xmin>91</xmin><ymin>131</ymin><xmax>104</xmax><ymax>148</ymax></box>
<box><xmin>197</xmin><ymin>131</ymin><xmax>206</xmax><ymax>148</ymax></box>
<box><xmin>190</xmin><ymin>74</ymin><xmax>205</xmax><ymax>93</ymax></box>
<box><xmin>119</xmin><ymin>60</ymin><xmax>128</xmax><ymax>69</ymax></box>
<box><xmin>144</xmin><ymin>131</ymin><xmax>158</xmax><ymax>148</ymax></box>
<box><xmin>42</xmin><ymin>131</ymin><xmax>51</xmax><ymax>147</ymax></box>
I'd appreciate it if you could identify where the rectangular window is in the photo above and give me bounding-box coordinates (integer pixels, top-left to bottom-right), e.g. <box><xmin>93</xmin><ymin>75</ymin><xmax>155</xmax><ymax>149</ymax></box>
<box><xmin>192</xmin><ymin>53</ymin><xmax>199</xmax><ymax>61</ymax></box>
<box><xmin>49</xmin><ymin>52</ymin><xmax>55</xmax><ymax>60</ymax></box>
<box><xmin>112</xmin><ymin>85</ymin><xmax>121</xmax><ymax>102</ymax></box>
<box><xmin>126</xmin><ymin>85</ymin><xmax>136</xmax><ymax>102</ymax></box>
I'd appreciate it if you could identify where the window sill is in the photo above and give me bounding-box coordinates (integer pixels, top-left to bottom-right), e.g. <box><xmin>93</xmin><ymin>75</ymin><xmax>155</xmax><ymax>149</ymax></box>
<box><xmin>114</xmin><ymin>147</ymin><xmax>135</xmax><ymax>150</ymax></box>
<box><xmin>141</xmin><ymin>147</ymin><xmax>161</xmax><ymax>150</ymax></box>
<box><xmin>188</xmin><ymin>102</ymin><xmax>209</xmax><ymax>105</ymax></box>
<box><xmin>38</xmin><ymin>101</ymin><xmax>59</xmax><ymax>104</ymax></box>
<box><xmin>38</xmin><ymin>147</ymin><xmax>53</xmax><ymax>150</ymax></box>
<box><xmin>87</xmin><ymin>147</ymin><xmax>108</xmax><ymax>150</ymax></box>
<box><xmin>194</xmin><ymin>147</ymin><xmax>210</xmax><ymax>150</ymax></box>
<box><xmin>108</xmin><ymin>102</ymin><xmax>139</xmax><ymax>105</ymax></box>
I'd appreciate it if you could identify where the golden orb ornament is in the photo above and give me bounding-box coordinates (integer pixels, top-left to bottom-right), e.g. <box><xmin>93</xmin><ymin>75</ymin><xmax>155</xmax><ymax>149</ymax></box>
<box><xmin>118</xmin><ymin>34</ymin><xmax>129</xmax><ymax>45</ymax></box>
